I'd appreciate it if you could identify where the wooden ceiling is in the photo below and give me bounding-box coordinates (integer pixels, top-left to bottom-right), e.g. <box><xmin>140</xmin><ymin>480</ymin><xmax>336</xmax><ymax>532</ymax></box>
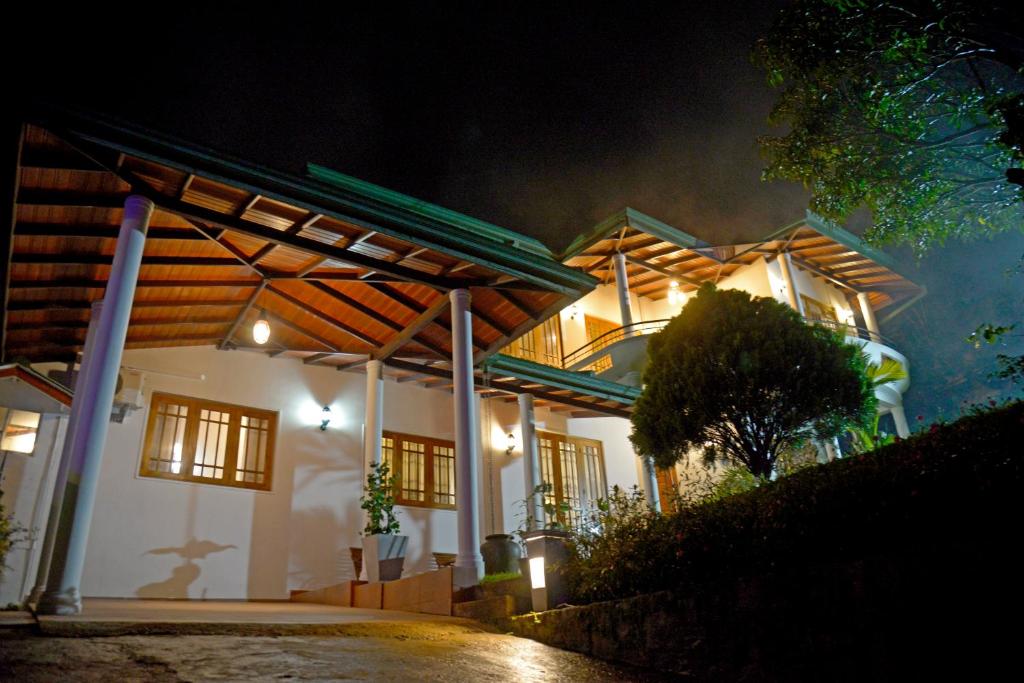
<box><xmin>563</xmin><ymin>211</ymin><xmax>924</xmax><ymax>314</ymax></box>
<box><xmin>4</xmin><ymin>117</ymin><xmax>592</xmax><ymax>372</ymax></box>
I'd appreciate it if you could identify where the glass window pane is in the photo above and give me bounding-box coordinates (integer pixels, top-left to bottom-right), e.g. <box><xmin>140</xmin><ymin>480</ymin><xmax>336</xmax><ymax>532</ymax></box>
<box><xmin>1</xmin><ymin>409</ymin><xmax>41</xmax><ymax>454</ymax></box>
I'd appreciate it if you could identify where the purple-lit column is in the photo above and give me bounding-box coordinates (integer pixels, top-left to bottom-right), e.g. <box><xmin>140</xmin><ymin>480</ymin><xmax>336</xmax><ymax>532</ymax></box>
<box><xmin>37</xmin><ymin>195</ymin><xmax>152</xmax><ymax>615</ymax></box>
<box><xmin>451</xmin><ymin>288</ymin><xmax>483</xmax><ymax>588</ymax></box>
<box><xmin>28</xmin><ymin>301</ymin><xmax>103</xmax><ymax>606</ymax></box>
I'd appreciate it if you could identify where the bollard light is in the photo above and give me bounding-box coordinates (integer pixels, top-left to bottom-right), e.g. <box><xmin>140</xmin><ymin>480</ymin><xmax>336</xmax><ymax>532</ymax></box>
<box><xmin>524</xmin><ymin>529</ymin><xmax>570</xmax><ymax>612</ymax></box>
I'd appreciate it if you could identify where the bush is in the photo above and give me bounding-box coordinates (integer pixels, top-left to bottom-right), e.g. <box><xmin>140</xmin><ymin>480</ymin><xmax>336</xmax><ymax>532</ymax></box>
<box><xmin>566</xmin><ymin>401</ymin><xmax>1024</xmax><ymax>605</ymax></box>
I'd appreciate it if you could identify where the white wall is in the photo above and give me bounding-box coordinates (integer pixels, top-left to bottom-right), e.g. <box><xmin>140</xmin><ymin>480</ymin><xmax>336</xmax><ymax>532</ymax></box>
<box><xmin>718</xmin><ymin>257</ymin><xmax>774</xmax><ymax>300</ymax></box>
<box><xmin>566</xmin><ymin>416</ymin><xmax>644</xmax><ymax>494</ymax></box>
<box><xmin>29</xmin><ymin>345</ymin><xmax>467</xmax><ymax>601</ymax></box>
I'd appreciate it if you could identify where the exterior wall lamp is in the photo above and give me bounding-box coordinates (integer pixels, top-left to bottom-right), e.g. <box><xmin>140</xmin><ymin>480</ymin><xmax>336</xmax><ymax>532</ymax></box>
<box><xmin>524</xmin><ymin>529</ymin><xmax>571</xmax><ymax>612</ymax></box>
<box><xmin>320</xmin><ymin>405</ymin><xmax>332</xmax><ymax>431</ymax></box>
<box><xmin>505</xmin><ymin>431</ymin><xmax>516</xmax><ymax>455</ymax></box>
<box><xmin>668</xmin><ymin>280</ymin><xmax>681</xmax><ymax>306</ymax></box>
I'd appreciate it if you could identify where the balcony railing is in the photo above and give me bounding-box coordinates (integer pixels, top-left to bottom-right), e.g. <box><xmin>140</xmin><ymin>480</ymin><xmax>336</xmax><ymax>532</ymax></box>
<box><xmin>562</xmin><ymin>319</ymin><xmax>671</xmax><ymax>369</ymax></box>
<box><xmin>802</xmin><ymin>317</ymin><xmax>897</xmax><ymax>347</ymax></box>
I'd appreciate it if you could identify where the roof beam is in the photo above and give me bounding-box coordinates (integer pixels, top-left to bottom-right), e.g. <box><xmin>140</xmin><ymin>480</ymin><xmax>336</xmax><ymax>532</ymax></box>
<box><xmin>9</xmin><ymin>278</ymin><xmax>260</xmax><ymax>289</ymax></box>
<box><xmin>218</xmin><ymin>280</ymin><xmax>267</xmax><ymax>350</ymax></box>
<box><xmin>374</xmin><ymin>295</ymin><xmax>451</xmax><ymax>361</ymax></box>
<box><xmin>6</xmin><ymin>297</ymin><xmax>246</xmax><ymax>311</ymax></box>
<box><xmin>11</xmin><ymin>253</ymin><xmax>244</xmax><ymax>267</ymax></box>
<box><xmin>14</xmin><ymin>223</ymin><xmax>208</xmax><ymax>240</ymax></box>
<box><xmin>265</xmin><ymin>284</ymin><xmax>383</xmax><ymax>348</ymax></box>
<box><xmin>623</xmin><ymin>254</ymin><xmax>703</xmax><ymax>287</ymax></box>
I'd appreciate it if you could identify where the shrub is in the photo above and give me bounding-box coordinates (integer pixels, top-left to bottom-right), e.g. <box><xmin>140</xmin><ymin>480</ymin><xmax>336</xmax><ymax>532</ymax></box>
<box><xmin>566</xmin><ymin>401</ymin><xmax>1023</xmax><ymax>605</ymax></box>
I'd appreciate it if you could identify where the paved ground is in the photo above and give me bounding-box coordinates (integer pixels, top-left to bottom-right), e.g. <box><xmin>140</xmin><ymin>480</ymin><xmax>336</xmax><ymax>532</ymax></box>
<box><xmin>1</xmin><ymin>627</ymin><xmax>674</xmax><ymax>681</ymax></box>
<box><xmin>1</xmin><ymin>600</ymin><xmax>677</xmax><ymax>681</ymax></box>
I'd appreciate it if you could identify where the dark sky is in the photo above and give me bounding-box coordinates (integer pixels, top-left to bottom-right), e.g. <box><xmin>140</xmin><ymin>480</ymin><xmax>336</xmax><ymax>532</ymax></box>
<box><xmin>12</xmin><ymin>1</ymin><xmax>805</xmax><ymax>251</ymax></box>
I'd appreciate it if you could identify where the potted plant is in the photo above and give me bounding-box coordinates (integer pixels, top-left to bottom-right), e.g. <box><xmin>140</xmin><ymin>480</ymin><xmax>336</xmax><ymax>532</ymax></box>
<box><xmin>359</xmin><ymin>460</ymin><xmax>407</xmax><ymax>582</ymax></box>
<box><xmin>511</xmin><ymin>483</ymin><xmax>570</xmax><ymax>576</ymax></box>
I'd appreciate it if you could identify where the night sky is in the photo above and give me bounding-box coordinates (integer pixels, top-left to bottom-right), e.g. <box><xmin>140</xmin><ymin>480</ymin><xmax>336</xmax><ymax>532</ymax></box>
<box><xmin>12</xmin><ymin>1</ymin><xmax>803</xmax><ymax>250</ymax></box>
<box><xmin>10</xmin><ymin>1</ymin><xmax>1023</xmax><ymax>417</ymax></box>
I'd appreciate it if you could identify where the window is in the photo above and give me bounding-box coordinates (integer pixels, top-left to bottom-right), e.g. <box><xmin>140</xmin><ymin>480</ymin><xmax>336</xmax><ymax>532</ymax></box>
<box><xmin>537</xmin><ymin>431</ymin><xmax>607</xmax><ymax>527</ymax></box>
<box><xmin>582</xmin><ymin>315</ymin><xmax>617</xmax><ymax>372</ymax></box>
<box><xmin>381</xmin><ymin>430</ymin><xmax>456</xmax><ymax>510</ymax></box>
<box><xmin>800</xmin><ymin>295</ymin><xmax>838</xmax><ymax>324</ymax></box>
<box><xmin>0</xmin><ymin>407</ymin><xmax>41</xmax><ymax>454</ymax></box>
<box><xmin>501</xmin><ymin>314</ymin><xmax>564</xmax><ymax>367</ymax></box>
<box><xmin>140</xmin><ymin>392</ymin><xmax>277</xmax><ymax>491</ymax></box>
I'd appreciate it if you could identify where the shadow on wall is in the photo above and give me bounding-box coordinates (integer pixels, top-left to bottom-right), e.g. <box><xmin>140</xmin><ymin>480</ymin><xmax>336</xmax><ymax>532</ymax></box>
<box><xmin>136</xmin><ymin>538</ymin><xmax>236</xmax><ymax>599</ymax></box>
<box><xmin>250</xmin><ymin>424</ymin><xmax>362</xmax><ymax>598</ymax></box>
<box><xmin>287</xmin><ymin>504</ymin><xmax>363</xmax><ymax>589</ymax></box>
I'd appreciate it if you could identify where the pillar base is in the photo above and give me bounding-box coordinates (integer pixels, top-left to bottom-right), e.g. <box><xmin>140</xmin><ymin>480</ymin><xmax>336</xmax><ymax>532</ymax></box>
<box><xmin>453</xmin><ymin>557</ymin><xmax>484</xmax><ymax>589</ymax></box>
<box><xmin>35</xmin><ymin>587</ymin><xmax>82</xmax><ymax>615</ymax></box>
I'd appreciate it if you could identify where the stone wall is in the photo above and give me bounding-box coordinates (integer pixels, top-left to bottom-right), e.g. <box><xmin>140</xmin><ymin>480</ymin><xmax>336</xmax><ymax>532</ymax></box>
<box><xmin>509</xmin><ymin>544</ymin><xmax>1018</xmax><ymax>680</ymax></box>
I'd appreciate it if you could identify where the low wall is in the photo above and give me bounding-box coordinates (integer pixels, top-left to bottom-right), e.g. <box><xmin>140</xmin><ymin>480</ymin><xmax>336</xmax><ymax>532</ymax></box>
<box><xmin>510</xmin><ymin>543</ymin><xmax>1018</xmax><ymax>681</ymax></box>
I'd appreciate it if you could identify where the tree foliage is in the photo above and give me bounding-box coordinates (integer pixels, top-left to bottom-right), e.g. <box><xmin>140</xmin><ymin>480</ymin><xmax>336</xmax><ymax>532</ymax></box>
<box><xmin>630</xmin><ymin>284</ymin><xmax>875</xmax><ymax>478</ymax></box>
<box><xmin>756</xmin><ymin>0</ymin><xmax>1024</xmax><ymax>251</ymax></box>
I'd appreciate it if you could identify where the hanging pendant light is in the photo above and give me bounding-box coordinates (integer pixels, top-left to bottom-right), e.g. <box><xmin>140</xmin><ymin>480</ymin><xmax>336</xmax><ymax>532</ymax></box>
<box><xmin>668</xmin><ymin>280</ymin><xmax>681</xmax><ymax>306</ymax></box>
<box><xmin>253</xmin><ymin>310</ymin><xmax>271</xmax><ymax>345</ymax></box>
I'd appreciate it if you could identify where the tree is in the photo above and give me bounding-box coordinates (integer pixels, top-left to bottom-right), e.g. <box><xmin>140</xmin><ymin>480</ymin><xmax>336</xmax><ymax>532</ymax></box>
<box><xmin>755</xmin><ymin>0</ymin><xmax>1024</xmax><ymax>251</ymax></box>
<box><xmin>630</xmin><ymin>284</ymin><xmax>875</xmax><ymax>479</ymax></box>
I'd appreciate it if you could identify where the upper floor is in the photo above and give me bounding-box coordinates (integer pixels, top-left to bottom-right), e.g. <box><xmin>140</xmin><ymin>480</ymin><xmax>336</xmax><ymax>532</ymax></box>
<box><xmin>501</xmin><ymin>208</ymin><xmax>923</xmax><ymax>400</ymax></box>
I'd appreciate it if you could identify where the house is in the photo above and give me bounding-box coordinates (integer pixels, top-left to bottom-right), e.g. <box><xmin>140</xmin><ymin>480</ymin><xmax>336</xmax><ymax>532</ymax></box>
<box><xmin>0</xmin><ymin>107</ymin><xmax>922</xmax><ymax>611</ymax></box>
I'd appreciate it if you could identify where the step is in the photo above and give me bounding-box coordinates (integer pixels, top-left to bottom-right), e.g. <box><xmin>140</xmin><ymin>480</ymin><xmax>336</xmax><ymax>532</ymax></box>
<box><xmin>452</xmin><ymin>595</ymin><xmax>517</xmax><ymax>623</ymax></box>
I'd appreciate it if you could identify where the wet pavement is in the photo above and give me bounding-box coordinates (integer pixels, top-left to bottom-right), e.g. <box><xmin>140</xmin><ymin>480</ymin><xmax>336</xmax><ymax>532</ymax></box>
<box><xmin>1</xmin><ymin>622</ymin><xmax>678</xmax><ymax>682</ymax></box>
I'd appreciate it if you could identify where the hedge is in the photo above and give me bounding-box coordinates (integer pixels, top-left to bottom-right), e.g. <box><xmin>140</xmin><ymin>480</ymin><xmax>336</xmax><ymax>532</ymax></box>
<box><xmin>568</xmin><ymin>401</ymin><xmax>1024</xmax><ymax>604</ymax></box>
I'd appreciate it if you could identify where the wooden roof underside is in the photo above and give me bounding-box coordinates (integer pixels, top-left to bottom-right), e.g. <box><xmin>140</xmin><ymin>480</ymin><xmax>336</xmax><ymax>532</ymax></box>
<box><xmin>564</xmin><ymin>220</ymin><xmax>925</xmax><ymax>313</ymax></box>
<box><xmin>5</xmin><ymin>123</ymin><xmax>580</xmax><ymax>370</ymax></box>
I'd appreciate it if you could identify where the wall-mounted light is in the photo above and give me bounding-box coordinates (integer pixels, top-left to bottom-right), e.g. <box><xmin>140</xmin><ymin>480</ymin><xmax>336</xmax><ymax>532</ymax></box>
<box><xmin>320</xmin><ymin>405</ymin><xmax>332</xmax><ymax>431</ymax></box>
<box><xmin>668</xmin><ymin>280</ymin><xmax>681</xmax><ymax>306</ymax></box>
<box><xmin>505</xmin><ymin>431</ymin><xmax>516</xmax><ymax>455</ymax></box>
<box><xmin>252</xmin><ymin>310</ymin><xmax>271</xmax><ymax>345</ymax></box>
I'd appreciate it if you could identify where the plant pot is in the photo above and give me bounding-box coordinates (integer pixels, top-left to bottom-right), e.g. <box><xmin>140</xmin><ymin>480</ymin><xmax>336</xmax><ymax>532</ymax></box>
<box><xmin>480</xmin><ymin>533</ymin><xmax>523</xmax><ymax>575</ymax></box>
<box><xmin>362</xmin><ymin>534</ymin><xmax>408</xmax><ymax>582</ymax></box>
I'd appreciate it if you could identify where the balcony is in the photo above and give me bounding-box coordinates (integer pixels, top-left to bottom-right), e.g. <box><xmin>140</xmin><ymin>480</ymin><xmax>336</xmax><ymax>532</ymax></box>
<box><xmin>561</xmin><ymin>316</ymin><xmax>909</xmax><ymax>399</ymax></box>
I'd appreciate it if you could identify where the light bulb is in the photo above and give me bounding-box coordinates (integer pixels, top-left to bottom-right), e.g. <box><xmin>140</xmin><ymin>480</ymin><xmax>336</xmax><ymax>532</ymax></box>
<box><xmin>253</xmin><ymin>315</ymin><xmax>271</xmax><ymax>344</ymax></box>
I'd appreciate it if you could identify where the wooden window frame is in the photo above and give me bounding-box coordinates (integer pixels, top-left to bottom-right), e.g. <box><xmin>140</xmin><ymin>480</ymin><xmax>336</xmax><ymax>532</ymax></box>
<box><xmin>382</xmin><ymin>430</ymin><xmax>457</xmax><ymax>511</ymax></box>
<box><xmin>139</xmin><ymin>391</ymin><xmax>277</xmax><ymax>492</ymax></box>
<box><xmin>537</xmin><ymin>430</ymin><xmax>606</xmax><ymax>527</ymax></box>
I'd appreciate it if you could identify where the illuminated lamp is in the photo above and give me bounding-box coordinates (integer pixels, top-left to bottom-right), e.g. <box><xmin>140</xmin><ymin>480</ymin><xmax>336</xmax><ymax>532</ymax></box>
<box><xmin>524</xmin><ymin>529</ymin><xmax>571</xmax><ymax>612</ymax></box>
<box><xmin>252</xmin><ymin>311</ymin><xmax>271</xmax><ymax>345</ymax></box>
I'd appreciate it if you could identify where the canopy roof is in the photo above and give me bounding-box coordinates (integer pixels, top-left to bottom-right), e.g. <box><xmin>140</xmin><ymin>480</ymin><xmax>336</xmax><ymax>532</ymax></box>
<box><xmin>3</xmin><ymin>107</ymin><xmax>595</xmax><ymax>367</ymax></box>
<box><xmin>562</xmin><ymin>207</ymin><xmax>924</xmax><ymax>315</ymax></box>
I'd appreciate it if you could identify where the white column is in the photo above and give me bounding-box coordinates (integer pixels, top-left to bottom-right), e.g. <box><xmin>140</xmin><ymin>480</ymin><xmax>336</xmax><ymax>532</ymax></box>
<box><xmin>37</xmin><ymin>195</ymin><xmax>152</xmax><ymax>615</ymax></box>
<box><xmin>777</xmin><ymin>252</ymin><xmax>803</xmax><ymax>314</ymax></box>
<box><xmin>612</xmin><ymin>252</ymin><xmax>635</xmax><ymax>329</ymax></box>
<box><xmin>890</xmin><ymin>404</ymin><xmax>910</xmax><ymax>439</ymax></box>
<box><xmin>642</xmin><ymin>457</ymin><xmax>662</xmax><ymax>513</ymax></box>
<box><xmin>451</xmin><ymin>288</ymin><xmax>483</xmax><ymax>587</ymax></box>
<box><xmin>857</xmin><ymin>291</ymin><xmax>881</xmax><ymax>342</ymax></box>
<box><xmin>364</xmin><ymin>359</ymin><xmax>384</xmax><ymax>471</ymax></box>
<box><xmin>28</xmin><ymin>301</ymin><xmax>103</xmax><ymax>605</ymax></box>
<box><xmin>517</xmin><ymin>393</ymin><xmax>544</xmax><ymax>531</ymax></box>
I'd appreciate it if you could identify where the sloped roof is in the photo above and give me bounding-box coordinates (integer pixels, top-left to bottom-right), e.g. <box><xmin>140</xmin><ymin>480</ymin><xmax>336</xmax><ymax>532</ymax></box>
<box><xmin>3</xmin><ymin>106</ymin><xmax>595</xmax><ymax>366</ymax></box>
<box><xmin>562</xmin><ymin>207</ymin><xmax>924</xmax><ymax>314</ymax></box>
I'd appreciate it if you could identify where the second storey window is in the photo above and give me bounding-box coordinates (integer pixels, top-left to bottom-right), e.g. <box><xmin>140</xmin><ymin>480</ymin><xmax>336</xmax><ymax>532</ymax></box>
<box><xmin>140</xmin><ymin>392</ymin><xmax>277</xmax><ymax>491</ymax></box>
<box><xmin>381</xmin><ymin>430</ymin><xmax>456</xmax><ymax>510</ymax></box>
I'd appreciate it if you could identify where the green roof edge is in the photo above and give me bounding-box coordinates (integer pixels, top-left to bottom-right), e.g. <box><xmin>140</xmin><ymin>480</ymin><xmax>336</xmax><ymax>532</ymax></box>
<box><xmin>559</xmin><ymin>207</ymin><xmax>707</xmax><ymax>261</ymax></box>
<box><xmin>483</xmin><ymin>353</ymin><xmax>641</xmax><ymax>404</ymax></box>
<box><xmin>763</xmin><ymin>210</ymin><xmax>916</xmax><ymax>281</ymax></box>
<box><xmin>28</xmin><ymin>104</ymin><xmax>595</xmax><ymax>298</ymax></box>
